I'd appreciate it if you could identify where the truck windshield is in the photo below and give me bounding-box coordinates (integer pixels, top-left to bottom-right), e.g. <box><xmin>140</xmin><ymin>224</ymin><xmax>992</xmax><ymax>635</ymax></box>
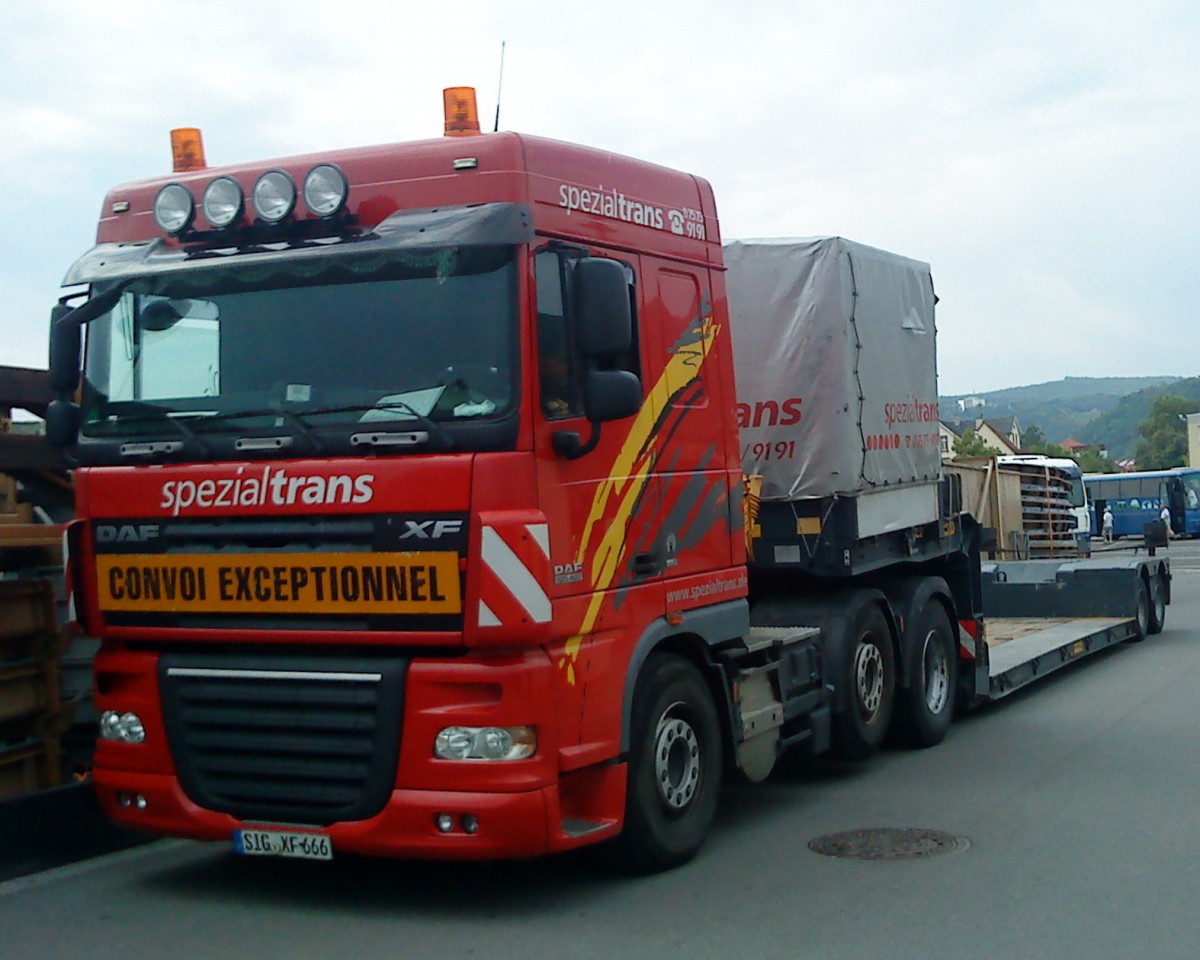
<box><xmin>79</xmin><ymin>245</ymin><xmax>518</xmax><ymax>452</ymax></box>
<box><xmin>1067</xmin><ymin>476</ymin><xmax>1086</xmax><ymax>508</ymax></box>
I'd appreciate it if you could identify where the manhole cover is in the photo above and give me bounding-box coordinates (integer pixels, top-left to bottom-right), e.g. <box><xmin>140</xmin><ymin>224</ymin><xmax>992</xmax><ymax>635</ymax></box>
<box><xmin>808</xmin><ymin>827</ymin><xmax>970</xmax><ymax>861</ymax></box>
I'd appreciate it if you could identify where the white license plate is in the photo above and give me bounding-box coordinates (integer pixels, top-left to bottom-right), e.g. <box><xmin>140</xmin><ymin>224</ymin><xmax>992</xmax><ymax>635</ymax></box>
<box><xmin>234</xmin><ymin>829</ymin><xmax>332</xmax><ymax>861</ymax></box>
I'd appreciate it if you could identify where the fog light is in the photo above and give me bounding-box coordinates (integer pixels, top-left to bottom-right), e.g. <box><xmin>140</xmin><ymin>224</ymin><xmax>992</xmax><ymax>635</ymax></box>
<box><xmin>134</xmin><ymin>794</ymin><xmax>148</xmax><ymax>810</ymax></box>
<box><xmin>434</xmin><ymin>726</ymin><xmax>536</xmax><ymax>761</ymax></box>
<box><xmin>461</xmin><ymin>814</ymin><xmax>479</xmax><ymax>835</ymax></box>
<box><xmin>435</xmin><ymin>813</ymin><xmax>454</xmax><ymax>834</ymax></box>
<box><xmin>153</xmin><ymin>183</ymin><xmax>194</xmax><ymax>234</ymax></box>
<box><xmin>253</xmin><ymin>169</ymin><xmax>296</xmax><ymax>223</ymax></box>
<box><xmin>118</xmin><ymin>792</ymin><xmax>131</xmax><ymax>808</ymax></box>
<box><xmin>303</xmin><ymin>163</ymin><xmax>348</xmax><ymax>217</ymax></box>
<box><xmin>202</xmin><ymin>176</ymin><xmax>244</xmax><ymax>228</ymax></box>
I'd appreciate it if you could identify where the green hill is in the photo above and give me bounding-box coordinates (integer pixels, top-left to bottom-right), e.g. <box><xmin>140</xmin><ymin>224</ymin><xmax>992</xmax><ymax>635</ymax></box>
<box><xmin>941</xmin><ymin>376</ymin><xmax>1182</xmax><ymax>453</ymax></box>
<box><xmin>1078</xmin><ymin>377</ymin><xmax>1200</xmax><ymax>459</ymax></box>
<box><xmin>950</xmin><ymin>376</ymin><xmax>1179</xmax><ymax>406</ymax></box>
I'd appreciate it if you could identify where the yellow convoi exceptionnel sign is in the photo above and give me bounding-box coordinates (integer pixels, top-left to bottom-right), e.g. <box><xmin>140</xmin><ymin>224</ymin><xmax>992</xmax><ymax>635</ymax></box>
<box><xmin>96</xmin><ymin>552</ymin><xmax>461</xmax><ymax>615</ymax></box>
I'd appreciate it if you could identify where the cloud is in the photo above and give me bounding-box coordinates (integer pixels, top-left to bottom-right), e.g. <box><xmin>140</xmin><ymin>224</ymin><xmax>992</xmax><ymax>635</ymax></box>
<box><xmin>0</xmin><ymin>0</ymin><xmax>1197</xmax><ymax>391</ymax></box>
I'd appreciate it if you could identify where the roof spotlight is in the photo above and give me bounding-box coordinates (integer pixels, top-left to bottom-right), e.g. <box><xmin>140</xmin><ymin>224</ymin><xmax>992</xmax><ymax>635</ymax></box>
<box><xmin>153</xmin><ymin>183</ymin><xmax>195</xmax><ymax>235</ymax></box>
<box><xmin>303</xmin><ymin>164</ymin><xmax>349</xmax><ymax>218</ymax></box>
<box><xmin>202</xmin><ymin>176</ymin><xmax>244</xmax><ymax>229</ymax></box>
<box><xmin>252</xmin><ymin>170</ymin><xmax>297</xmax><ymax>223</ymax></box>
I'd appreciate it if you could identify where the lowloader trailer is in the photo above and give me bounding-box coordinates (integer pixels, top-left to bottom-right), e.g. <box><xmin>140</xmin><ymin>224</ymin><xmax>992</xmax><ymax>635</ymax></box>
<box><xmin>982</xmin><ymin>556</ymin><xmax>1169</xmax><ymax>698</ymax></box>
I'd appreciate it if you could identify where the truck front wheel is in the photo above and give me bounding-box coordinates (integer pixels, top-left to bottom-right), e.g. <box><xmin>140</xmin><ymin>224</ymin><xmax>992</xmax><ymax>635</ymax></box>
<box><xmin>831</xmin><ymin>604</ymin><xmax>896</xmax><ymax>760</ymax></box>
<box><xmin>609</xmin><ymin>654</ymin><xmax>722</xmax><ymax>873</ymax></box>
<box><xmin>894</xmin><ymin>603</ymin><xmax>956</xmax><ymax>748</ymax></box>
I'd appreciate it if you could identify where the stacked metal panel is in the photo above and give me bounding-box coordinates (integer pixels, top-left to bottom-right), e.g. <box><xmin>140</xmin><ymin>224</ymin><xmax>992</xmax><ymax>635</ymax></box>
<box><xmin>0</xmin><ymin>580</ymin><xmax>64</xmax><ymax>799</ymax></box>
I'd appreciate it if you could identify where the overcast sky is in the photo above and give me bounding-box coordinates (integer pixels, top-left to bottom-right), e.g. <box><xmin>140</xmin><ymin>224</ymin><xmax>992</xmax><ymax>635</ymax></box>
<box><xmin>2</xmin><ymin>0</ymin><xmax>1196</xmax><ymax>397</ymax></box>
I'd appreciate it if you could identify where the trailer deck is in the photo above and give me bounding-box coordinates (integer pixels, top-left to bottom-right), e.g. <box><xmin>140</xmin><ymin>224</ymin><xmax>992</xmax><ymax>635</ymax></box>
<box><xmin>984</xmin><ymin>616</ymin><xmax>1139</xmax><ymax>699</ymax></box>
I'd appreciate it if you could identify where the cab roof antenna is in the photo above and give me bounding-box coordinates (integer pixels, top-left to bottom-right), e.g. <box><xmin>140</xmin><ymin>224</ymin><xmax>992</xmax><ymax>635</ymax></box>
<box><xmin>493</xmin><ymin>41</ymin><xmax>506</xmax><ymax>132</ymax></box>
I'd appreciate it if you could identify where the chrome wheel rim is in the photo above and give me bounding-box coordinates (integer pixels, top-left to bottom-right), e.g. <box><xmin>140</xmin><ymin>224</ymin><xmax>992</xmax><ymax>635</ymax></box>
<box><xmin>922</xmin><ymin>630</ymin><xmax>951</xmax><ymax>714</ymax></box>
<box><xmin>854</xmin><ymin>643</ymin><xmax>885</xmax><ymax>721</ymax></box>
<box><xmin>654</xmin><ymin>705</ymin><xmax>700</xmax><ymax>810</ymax></box>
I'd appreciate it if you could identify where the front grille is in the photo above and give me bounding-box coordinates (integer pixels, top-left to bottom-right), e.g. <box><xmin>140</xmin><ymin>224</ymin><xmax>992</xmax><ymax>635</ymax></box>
<box><xmin>159</xmin><ymin>653</ymin><xmax>407</xmax><ymax>825</ymax></box>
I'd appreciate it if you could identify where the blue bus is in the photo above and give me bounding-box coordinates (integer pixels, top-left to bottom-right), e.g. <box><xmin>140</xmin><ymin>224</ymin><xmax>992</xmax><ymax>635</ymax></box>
<box><xmin>1084</xmin><ymin>468</ymin><xmax>1200</xmax><ymax>539</ymax></box>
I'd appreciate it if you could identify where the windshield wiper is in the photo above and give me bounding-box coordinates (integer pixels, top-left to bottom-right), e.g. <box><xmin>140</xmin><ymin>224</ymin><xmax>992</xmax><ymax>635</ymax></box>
<box><xmin>176</xmin><ymin>406</ymin><xmax>327</xmax><ymax>454</ymax></box>
<box><xmin>98</xmin><ymin>406</ymin><xmax>213</xmax><ymax>459</ymax></box>
<box><xmin>179</xmin><ymin>401</ymin><xmax>457</xmax><ymax>451</ymax></box>
<box><xmin>299</xmin><ymin>402</ymin><xmax>457</xmax><ymax>450</ymax></box>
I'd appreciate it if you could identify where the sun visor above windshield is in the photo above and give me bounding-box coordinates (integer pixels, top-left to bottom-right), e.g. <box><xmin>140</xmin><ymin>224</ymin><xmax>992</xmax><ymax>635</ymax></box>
<box><xmin>63</xmin><ymin>202</ymin><xmax>535</xmax><ymax>286</ymax></box>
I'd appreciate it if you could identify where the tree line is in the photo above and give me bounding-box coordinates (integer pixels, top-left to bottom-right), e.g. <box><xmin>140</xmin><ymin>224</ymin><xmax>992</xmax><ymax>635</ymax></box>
<box><xmin>953</xmin><ymin>394</ymin><xmax>1194</xmax><ymax>471</ymax></box>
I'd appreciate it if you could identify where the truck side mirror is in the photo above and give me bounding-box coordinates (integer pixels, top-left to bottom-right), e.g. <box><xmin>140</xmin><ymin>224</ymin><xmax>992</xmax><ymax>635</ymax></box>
<box><xmin>46</xmin><ymin>399</ymin><xmax>81</xmax><ymax>449</ymax></box>
<box><xmin>572</xmin><ymin>258</ymin><xmax>632</xmax><ymax>357</ymax></box>
<box><xmin>585</xmin><ymin>369</ymin><xmax>642</xmax><ymax>422</ymax></box>
<box><xmin>551</xmin><ymin>370</ymin><xmax>643</xmax><ymax>461</ymax></box>
<box><xmin>49</xmin><ymin>304</ymin><xmax>81</xmax><ymax>395</ymax></box>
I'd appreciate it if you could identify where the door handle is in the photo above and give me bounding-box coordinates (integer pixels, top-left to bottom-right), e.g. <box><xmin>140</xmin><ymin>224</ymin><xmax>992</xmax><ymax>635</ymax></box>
<box><xmin>632</xmin><ymin>550</ymin><xmax>665</xmax><ymax>578</ymax></box>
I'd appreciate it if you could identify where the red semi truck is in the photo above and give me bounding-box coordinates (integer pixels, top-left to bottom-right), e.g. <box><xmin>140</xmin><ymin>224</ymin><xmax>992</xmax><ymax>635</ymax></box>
<box><xmin>46</xmin><ymin>89</ymin><xmax>1169</xmax><ymax>871</ymax></box>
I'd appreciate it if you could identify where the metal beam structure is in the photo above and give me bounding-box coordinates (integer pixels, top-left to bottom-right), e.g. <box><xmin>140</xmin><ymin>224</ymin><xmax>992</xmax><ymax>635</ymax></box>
<box><xmin>0</xmin><ymin>365</ymin><xmax>53</xmax><ymax>418</ymax></box>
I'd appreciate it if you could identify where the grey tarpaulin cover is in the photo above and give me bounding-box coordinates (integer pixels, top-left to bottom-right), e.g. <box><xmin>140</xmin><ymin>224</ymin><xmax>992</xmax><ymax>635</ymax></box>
<box><xmin>725</xmin><ymin>237</ymin><xmax>941</xmax><ymax>502</ymax></box>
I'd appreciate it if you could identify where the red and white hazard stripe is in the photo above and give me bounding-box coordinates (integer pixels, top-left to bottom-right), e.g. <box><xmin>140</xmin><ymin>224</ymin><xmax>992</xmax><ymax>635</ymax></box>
<box><xmin>476</xmin><ymin>514</ymin><xmax>551</xmax><ymax>633</ymax></box>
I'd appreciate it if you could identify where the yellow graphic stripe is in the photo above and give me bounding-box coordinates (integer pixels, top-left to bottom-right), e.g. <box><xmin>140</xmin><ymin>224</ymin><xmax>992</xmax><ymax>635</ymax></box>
<box><xmin>560</xmin><ymin>316</ymin><xmax>720</xmax><ymax>683</ymax></box>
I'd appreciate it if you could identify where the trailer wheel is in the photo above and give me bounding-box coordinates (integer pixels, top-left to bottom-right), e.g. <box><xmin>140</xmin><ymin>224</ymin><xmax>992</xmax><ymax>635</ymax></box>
<box><xmin>1129</xmin><ymin>578</ymin><xmax>1151</xmax><ymax>642</ymax></box>
<box><xmin>831</xmin><ymin>604</ymin><xmax>895</xmax><ymax>760</ymax></box>
<box><xmin>609</xmin><ymin>654</ymin><xmax>722</xmax><ymax>872</ymax></box>
<box><xmin>1148</xmin><ymin>575</ymin><xmax>1167</xmax><ymax>635</ymax></box>
<box><xmin>894</xmin><ymin>603</ymin><xmax>957</xmax><ymax>748</ymax></box>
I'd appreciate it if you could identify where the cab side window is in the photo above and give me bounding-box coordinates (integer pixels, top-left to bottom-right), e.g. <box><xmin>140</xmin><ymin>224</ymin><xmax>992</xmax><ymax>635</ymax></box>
<box><xmin>535</xmin><ymin>250</ymin><xmax>579</xmax><ymax>419</ymax></box>
<box><xmin>535</xmin><ymin>248</ymin><xmax>640</xmax><ymax>421</ymax></box>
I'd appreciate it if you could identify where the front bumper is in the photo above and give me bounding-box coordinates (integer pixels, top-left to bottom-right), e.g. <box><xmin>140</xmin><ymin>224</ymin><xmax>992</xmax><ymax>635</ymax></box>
<box><xmin>93</xmin><ymin>766</ymin><xmax>624</xmax><ymax>860</ymax></box>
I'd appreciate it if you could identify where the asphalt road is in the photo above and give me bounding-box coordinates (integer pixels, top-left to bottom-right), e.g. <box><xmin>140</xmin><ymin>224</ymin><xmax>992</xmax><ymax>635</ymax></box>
<box><xmin>4</xmin><ymin>543</ymin><xmax>1200</xmax><ymax>960</ymax></box>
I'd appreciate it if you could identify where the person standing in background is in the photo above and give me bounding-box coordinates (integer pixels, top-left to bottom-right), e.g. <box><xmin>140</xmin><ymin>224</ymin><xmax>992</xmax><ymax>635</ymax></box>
<box><xmin>1160</xmin><ymin>503</ymin><xmax>1173</xmax><ymax>538</ymax></box>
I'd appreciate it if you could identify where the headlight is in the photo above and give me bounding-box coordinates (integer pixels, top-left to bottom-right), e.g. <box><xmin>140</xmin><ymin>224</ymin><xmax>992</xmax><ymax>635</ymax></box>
<box><xmin>434</xmin><ymin>725</ymin><xmax>536</xmax><ymax>761</ymax></box>
<box><xmin>252</xmin><ymin>170</ymin><xmax>297</xmax><ymax>223</ymax></box>
<box><xmin>99</xmin><ymin>710</ymin><xmax>146</xmax><ymax>744</ymax></box>
<box><xmin>303</xmin><ymin>163</ymin><xmax>349</xmax><ymax>218</ymax></box>
<box><xmin>153</xmin><ymin>183</ymin><xmax>194</xmax><ymax>234</ymax></box>
<box><xmin>99</xmin><ymin>710</ymin><xmax>121</xmax><ymax>741</ymax></box>
<box><xmin>202</xmin><ymin>176</ymin><xmax>244</xmax><ymax>228</ymax></box>
<box><xmin>121</xmin><ymin>712</ymin><xmax>146</xmax><ymax>743</ymax></box>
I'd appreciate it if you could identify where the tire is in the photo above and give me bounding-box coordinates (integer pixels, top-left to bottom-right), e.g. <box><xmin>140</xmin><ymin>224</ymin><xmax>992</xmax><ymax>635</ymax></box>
<box><xmin>1128</xmin><ymin>578</ymin><xmax>1151</xmax><ymax>642</ymax></box>
<box><xmin>830</xmin><ymin>604</ymin><xmax>896</xmax><ymax>760</ymax></box>
<box><xmin>894</xmin><ymin>603</ymin><xmax>957</xmax><ymax>749</ymax></box>
<box><xmin>608</xmin><ymin>654</ymin><xmax>722</xmax><ymax>873</ymax></box>
<box><xmin>1148</xmin><ymin>574</ymin><xmax>1167</xmax><ymax>635</ymax></box>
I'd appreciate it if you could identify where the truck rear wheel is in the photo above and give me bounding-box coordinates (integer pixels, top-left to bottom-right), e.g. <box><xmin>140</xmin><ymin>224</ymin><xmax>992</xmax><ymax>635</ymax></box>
<box><xmin>609</xmin><ymin>654</ymin><xmax>722</xmax><ymax>872</ymax></box>
<box><xmin>1148</xmin><ymin>575</ymin><xmax>1167</xmax><ymax>635</ymax></box>
<box><xmin>894</xmin><ymin>603</ymin><xmax>956</xmax><ymax>748</ymax></box>
<box><xmin>831</xmin><ymin>603</ymin><xmax>895</xmax><ymax>760</ymax></box>
<box><xmin>1129</xmin><ymin>578</ymin><xmax>1151</xmax><ymax>642</ymax></box>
